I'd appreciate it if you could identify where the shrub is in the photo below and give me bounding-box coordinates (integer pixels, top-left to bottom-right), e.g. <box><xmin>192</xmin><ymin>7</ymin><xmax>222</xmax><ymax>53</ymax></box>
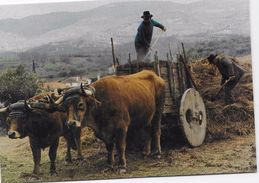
<box><xmin>0</xmin><ymin>65</ymin><xmax>39</xmax><ymax>104</ymax></box>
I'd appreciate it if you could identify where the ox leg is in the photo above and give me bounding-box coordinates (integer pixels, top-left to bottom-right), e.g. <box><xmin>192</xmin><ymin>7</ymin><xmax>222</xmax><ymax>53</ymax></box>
<box><xmin>29</xmin><ymin>138</ymin><xmax>41</xmax><ymax>176</ymax></box>
<box><xmin>142</xmin><ymin>126</ymin><xmax>152</xmax><ymax>157</ymax></box>
<box><xmin>115</xmin><ymin>128</ymin><xmax>127</xmax><ymax>173</ymax></box>
<box><xmin>65</xmin><ymin>143</ymin><xmax>72</xmax><ymax>163</ymax></box>
<box><xmin>106</xmin><ymin>143</ymin><xmax>115</xmax><ymax>169</ymax></box>
<box><xmin>49</xmin><ymin>138</ymin><xmax>59</xmax><ymax>175</ymax></box>
<box><xmin>151</xmin><ymin>94</ymin><xmax>164</xmax><ymax>158</ymax></box>
<box><xmin>152</xmin><ymin>115</ymin><xmax>162</xmax><ymax>158</ymax></box>
<box><xmin>74</xmin><ymin>128</ymin><xmax>84</xmax><ymax>161</ymax></box>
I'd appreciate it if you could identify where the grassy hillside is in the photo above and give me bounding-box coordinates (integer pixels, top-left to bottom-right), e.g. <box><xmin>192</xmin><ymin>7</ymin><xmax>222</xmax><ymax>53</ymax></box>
<box><xmin>0</xmin><ymin>34</ymin><xmax>251</xmax><ymax>79</ymax></box>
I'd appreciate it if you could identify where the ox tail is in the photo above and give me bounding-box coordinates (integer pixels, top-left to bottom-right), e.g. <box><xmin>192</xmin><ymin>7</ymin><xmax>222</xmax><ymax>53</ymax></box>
<box><xmin>150</xmin><ymin>79</ymin><xmax>165</xmax><ymax>155</ymax></box>
<box><xmin>154</xmin><ymin>80</ymin><xmax>165</xmax><ymax>120</ymax></box>
<box><xmin>154</xmin><ymin>75</ymin><xmax>166</xmax><ymax>106</ymax></box>
<box><xmin>153</xmin><ymin>75</ymin><xmax>166</xmax><ymax>127</ymax></box>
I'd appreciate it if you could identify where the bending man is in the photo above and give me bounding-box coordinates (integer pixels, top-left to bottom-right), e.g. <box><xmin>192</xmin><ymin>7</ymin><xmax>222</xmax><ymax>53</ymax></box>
<box><xmin>207</xmin><ymin>54</ymin><xmax>245</xmax><ymax>104</ymax></box>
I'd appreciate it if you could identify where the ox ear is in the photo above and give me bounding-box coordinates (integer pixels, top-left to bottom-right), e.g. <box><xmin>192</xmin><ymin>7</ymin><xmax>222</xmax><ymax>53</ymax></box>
<box><xmin>0</xmin><ymin>106</ymin><xmax>10</xmax><ymax>113</ymax></box>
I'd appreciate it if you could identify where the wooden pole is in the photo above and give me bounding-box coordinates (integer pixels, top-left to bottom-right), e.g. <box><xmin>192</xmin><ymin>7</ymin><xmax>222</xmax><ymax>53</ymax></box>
<box><xmin>167</xmin><ymin>60</ymin><xmax>173</xmax><ymax>95</ymax></box>
<box><xmin>128</xmin><ymin>53</ymin><xmax>131</xmax><ymax>65</ymax></box>
<box><xmin>169</xmin><ymin>43</ymin><xmax>173</xmax><ymax>61</ymax></box>
<box><xmin>154</xmin><ymin>51</ymin><xmax>160</xmax><ymax>77</ymax></box>
<box><xmin>177</xmin><ymin>43</ymin><xmax>181</xmax><ymax>55</ymax></box>
<box><xmin>214</xmin><ymin>80</ymin><xmax>229</xmax><ymax>99</ymax></box>
<box><xmin>32</xmin><ymin>59</ymin><xmax>36</xmax><ymax>73</ymax></box>
<box><xmin>128</xmin><ymin>53</ymin><xmax>132</xmax><ymax>74</ymax></box>
<box><xmin>111</xmin><ymin>37</ymin><xmax>116</xmax><ymax>66</ymax></box>
<box><xmin>180</xmin><ymin>42</ymin><xmax>198</xmax><ymax>90</ymax></box>
<box><xmin>116</xmin><ymin>57</ymin><xmax>120</xmax><ymax>66</ymax></box>
<box><xmin>181</xmin><ymin>42</ymin><xmax>188</xmax><ymax>64</ymax></box>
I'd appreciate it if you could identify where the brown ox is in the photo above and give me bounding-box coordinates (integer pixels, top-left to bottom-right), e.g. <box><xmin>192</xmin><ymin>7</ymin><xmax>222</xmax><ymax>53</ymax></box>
<box><xmin>54</xmin><ymin>70</ymin><xmax>165</xmax><ymax>172</ymax></box>
<box><xmin>0</xmin><ymin>93</ymin><xmax>83</xmax><ymax>177</ymax></box>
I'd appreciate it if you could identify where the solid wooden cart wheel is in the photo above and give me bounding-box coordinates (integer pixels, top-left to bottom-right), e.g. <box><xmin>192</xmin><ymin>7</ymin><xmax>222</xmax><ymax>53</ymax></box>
<box><xmin>179</xmin><ymin>88</ymin><xmax>207</xmax><ymax>147</ymax></box>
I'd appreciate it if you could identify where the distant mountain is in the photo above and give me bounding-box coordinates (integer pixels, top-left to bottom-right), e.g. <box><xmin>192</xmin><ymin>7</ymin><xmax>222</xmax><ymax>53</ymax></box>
<box><xmin>0</xmin><ymin>0</ymin><xmax>250</xmax><ymax>54</ymax></box>
<box><xmin>0</xmin><ymin>12</ymin><xmax>83</xmax><ymax>37</ymax></box>
<box><xmin>0</xmin><ymin>0</ymin><xmax>201</xmax><ymax>20</ymax></box>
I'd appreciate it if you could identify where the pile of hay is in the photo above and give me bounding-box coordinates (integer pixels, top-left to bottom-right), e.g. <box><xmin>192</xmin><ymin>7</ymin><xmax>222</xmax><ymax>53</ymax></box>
<box><xmin>58</xmin><ymin>127</ymin><xmax>97</xmax><ymax>157</ymax></box>
<box><xmin>190</xmin><ymin>56</ymin><xmax>254</xmax><ymax>141</ymax></box>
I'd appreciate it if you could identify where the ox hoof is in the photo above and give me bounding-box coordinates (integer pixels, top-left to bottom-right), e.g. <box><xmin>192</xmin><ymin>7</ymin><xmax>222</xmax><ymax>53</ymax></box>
<box><xmin>65</xmin><ymin>159</ymin><xmax>73</xmax><ymax>164</ymax></box>
<box><xmin>76</xmin><ymin>156</ymin><xmax>85</xmax><ymax>162</ymax></box>
<box><xmin>156</xmin><ymin>154</ymin><xmax>162</xmax><ymax>159</ymax></box>
<box><xmin>142</xmin><ymin>153</ymin><xmax>150</xmax><ymax>159</ymax></box>
<box><xmin>101</xmin><ymin>166</ymin><xmax>114</xmax><ymax>173</ymax></box>
<box><xmin>117</xmin><ymin>167</ymin><xmax>127</xmax><ymax>174</ymax></box>
<box><xmin>151</xmin><ymin>151</ymin><xmax>162</xmax><ymax>159</ymax></box>
<box><xmin>20</xmin><ymin>172</ymin><xmax>40</xmax><ymax>180</ymax></box>
<box><xmin>50</xmin><ymin>170</ymin><xmax>58</xmax><ymax>176</ymax></box>
<box><xmin>142</xmin><ymin>155</ymin><xmax>148</xmax><ymax>160</ymax></box>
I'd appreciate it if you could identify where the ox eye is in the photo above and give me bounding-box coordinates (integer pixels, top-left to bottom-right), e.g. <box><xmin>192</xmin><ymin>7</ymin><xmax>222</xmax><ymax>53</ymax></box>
<box><xmin>77</xmin><ymin>103</ymin><xmax>85</xmax><ymax>110</ymax></box>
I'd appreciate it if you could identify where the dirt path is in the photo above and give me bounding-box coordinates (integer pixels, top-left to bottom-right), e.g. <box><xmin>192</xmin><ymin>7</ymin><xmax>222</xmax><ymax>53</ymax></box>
<box><xmin>0</xmin><ymin>133</ymin><xmax>256</xmax><ymax>183</ymax></box>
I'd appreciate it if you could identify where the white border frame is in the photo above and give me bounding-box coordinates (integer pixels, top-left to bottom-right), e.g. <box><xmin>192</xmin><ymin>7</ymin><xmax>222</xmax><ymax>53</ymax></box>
<box><xmin>0</xmin><ymin>0</ymin><xmax>257</xmax><ymax>183</ymax></box>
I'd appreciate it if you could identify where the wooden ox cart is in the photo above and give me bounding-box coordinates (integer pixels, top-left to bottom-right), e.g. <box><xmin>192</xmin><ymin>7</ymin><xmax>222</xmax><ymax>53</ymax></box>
<box><xmin>115</xmin><ymin>55</ymin><xmax>207</xmax><ymax>147</ymax></box>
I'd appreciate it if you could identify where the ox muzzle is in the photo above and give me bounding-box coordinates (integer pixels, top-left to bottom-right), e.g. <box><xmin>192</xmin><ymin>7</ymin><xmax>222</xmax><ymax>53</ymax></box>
<box><xmin>7</xmin><ymin>130</ymin><xmax>21</xmax><ymax>139</ymax></box>
<box><xmin>66</xmin><ymin>120</ymin><xmax>82</xmax><ymax>128</ymax></box>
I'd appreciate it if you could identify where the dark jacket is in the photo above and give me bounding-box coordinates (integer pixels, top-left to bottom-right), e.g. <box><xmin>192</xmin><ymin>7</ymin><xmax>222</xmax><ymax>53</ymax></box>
<box><xmin>135</xmin><ymin>19</ymin><xmax>164</xmax><ymax>48</ymax></box>
<box><xmin>214</xmin><ymin>55</ymin><xmax>245</xmax><ymax>85</ymax></box>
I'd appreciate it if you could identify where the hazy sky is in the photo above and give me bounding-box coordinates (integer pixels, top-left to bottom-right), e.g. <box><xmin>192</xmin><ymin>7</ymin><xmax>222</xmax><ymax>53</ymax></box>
<box><xmin>0</xmin><ymin>0</ymin><xmax>108</xmax><ymax>19</ymax></box>
<box><xmin>0</xmin><ymin>0</ymin><xmax>200</xmax><ymax>5</ymax></box>
<box><xmin>0</xmin><ymin>0</ymin><xmax>201</xmax><ymax>20</ymax></box>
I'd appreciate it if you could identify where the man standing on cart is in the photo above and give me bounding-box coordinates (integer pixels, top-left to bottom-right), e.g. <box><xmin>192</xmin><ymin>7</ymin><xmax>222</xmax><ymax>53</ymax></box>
<box><xmin>135</xmin><ymin>11</ymin><xmax>166</xmax><ymax>62</ymax></box>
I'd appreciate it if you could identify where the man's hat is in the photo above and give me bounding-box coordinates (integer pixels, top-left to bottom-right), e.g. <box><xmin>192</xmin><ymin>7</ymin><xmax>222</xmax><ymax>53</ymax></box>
<box><xmin>207</xmin><ymin>54</ymin><xmax>217</xmax><ymax>63</ymax></box>
<box><xmin>141</xmin><ymin>11</ymin><xmax>153</xmax><ymax>19</ymax></box>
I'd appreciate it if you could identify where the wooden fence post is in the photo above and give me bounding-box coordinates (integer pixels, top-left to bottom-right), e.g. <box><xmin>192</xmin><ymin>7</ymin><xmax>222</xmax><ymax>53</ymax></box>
<box><xmin>111</xmin><ymin>37</ymin><xmax>116</xmax><ymax>66</ymax></box>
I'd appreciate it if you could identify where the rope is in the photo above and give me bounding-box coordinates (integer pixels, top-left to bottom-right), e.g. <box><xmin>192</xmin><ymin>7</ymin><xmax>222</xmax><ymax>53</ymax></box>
<box><xmin>143</xmin><ymin>30</ymin><xmax>164</xmax><ymax>61</ymax></box>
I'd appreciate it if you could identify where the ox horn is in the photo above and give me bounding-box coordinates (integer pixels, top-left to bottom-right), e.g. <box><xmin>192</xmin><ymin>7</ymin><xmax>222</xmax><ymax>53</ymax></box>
<box><xmin>0</xmin><ymin>106</ymin><xmax>8</xmax><ymax>113</ymax></box>
<box><xmin>24</xmin><ymin>100</ymin><xmax>32</xmax><ymax>111</ymax></box>
<box><xmin>80</xmin><ymin>83</ymin><xmax>87</xmax><ymax>96</ymax></box>
<box><xmin>81</xmin><ymin>83</ymin><xmax>94</xmax><ymax>96</ymax></box>
<box><xmin>81</xmin><ymin>83</ymin><xmax>93</xmax><ymax>96</ymax></box>
<box><xmin>55</xmin><ymin>96</ymin><xmax>64</xmax><ymax>105</ymax></box>
<box><xmin>86</xmin><ymin>85</ymin><xmax>95</xmax><ymax>95</ymax></box>
<box><xmin>84</xmin><ymin>89</ymin><xmax>93</xmax><ymax>96</ymax></box>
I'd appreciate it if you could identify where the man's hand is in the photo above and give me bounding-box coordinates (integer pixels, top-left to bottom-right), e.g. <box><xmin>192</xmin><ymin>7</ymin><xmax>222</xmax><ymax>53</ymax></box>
<box><xmin>221</xmin><ymin>76</ymin><xmax>235</xmax><ymax>86</ymax></box>
<box><xmin>228</xmin><ymin>75</ymin><xmax>236</xmax><ymax>82</ymax></box>
<box><xmin>162</xmin><ymin>27</ymin><xmax>166</xmax><ymax>32</ymax></box>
